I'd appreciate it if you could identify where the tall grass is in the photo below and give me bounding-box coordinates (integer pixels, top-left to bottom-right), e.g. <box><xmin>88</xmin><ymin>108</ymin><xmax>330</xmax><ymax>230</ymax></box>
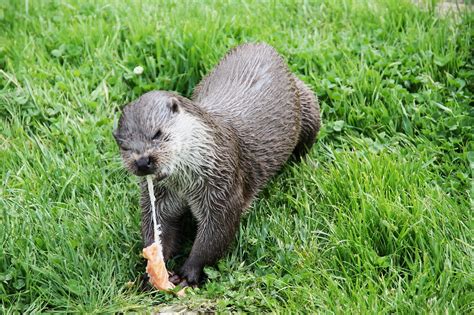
<box><xmin>0</xmin><ymin>0</ymin><xmax>472</xmax><ymax>312</ymax></box>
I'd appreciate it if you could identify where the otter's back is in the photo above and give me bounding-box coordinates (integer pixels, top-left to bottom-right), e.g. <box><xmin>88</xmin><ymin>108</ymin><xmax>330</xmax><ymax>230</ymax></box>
<box><xmin>192</xmin><ymin>43</ymin><xmax>300</xmax><ymax>178</ymax></box>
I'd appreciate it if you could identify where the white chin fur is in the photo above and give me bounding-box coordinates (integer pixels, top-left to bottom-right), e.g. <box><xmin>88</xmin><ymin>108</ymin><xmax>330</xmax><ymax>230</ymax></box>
<box><xmin>169</xmin><ymin>112</ymin><xmax>214</xmax><ymax>175</ymax></box>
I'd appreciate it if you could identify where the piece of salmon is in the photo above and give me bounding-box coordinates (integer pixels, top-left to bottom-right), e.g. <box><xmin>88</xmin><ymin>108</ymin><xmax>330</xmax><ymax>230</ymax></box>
<box><xmin>142</xmin><ymin>242</ymin><xmax>175</xmax><ymax>291</ymax></box>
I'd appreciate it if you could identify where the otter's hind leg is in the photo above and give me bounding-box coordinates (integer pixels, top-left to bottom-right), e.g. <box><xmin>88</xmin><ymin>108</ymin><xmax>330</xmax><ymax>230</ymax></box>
<box><xmin>293</xmin><ymin>77</ymin><xmax>321</xmax><ymax>159</ymax></box>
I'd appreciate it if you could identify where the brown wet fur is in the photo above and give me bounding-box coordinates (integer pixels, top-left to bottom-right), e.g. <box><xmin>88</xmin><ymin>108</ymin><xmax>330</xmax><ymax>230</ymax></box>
<box><xmin>114</xmin><ymin>43</ymin><xmax>321</xmax><ymax>286</ymax></box>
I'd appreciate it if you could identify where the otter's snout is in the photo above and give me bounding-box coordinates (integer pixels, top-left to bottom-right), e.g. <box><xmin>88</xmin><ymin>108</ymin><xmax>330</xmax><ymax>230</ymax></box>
<box><xmin>135</xmin><ymin>155</ymin><xmax>154</xmax><ymax>176</ymax></box>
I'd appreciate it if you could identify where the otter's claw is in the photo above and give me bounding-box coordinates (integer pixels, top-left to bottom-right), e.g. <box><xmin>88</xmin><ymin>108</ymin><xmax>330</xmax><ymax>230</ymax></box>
<box><xmin>169</xmin><ymin>274</ymin><xmax>182</xmax><ymax>285</ymax></box>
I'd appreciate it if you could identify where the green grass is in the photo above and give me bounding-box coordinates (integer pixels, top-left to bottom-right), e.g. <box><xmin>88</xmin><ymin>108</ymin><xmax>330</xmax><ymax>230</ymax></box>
<box><xmin>0</xmin><ymin>0</ymin><xmax>472</xmax><ymax>312</ymax></box>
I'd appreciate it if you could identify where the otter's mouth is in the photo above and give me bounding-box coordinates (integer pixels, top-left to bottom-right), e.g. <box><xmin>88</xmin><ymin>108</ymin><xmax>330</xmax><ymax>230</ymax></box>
<box><xmin>134</xmin><ymin>169</ymin><xmax>168</xmax><ymax>181</ymax></box>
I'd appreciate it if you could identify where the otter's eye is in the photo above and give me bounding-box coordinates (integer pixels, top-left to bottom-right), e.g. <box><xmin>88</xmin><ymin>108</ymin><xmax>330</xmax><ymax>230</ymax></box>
<box><xmin>153</xmin><ymin>130</ymin><xmax>162</xmax><ymax>140</ymax></box>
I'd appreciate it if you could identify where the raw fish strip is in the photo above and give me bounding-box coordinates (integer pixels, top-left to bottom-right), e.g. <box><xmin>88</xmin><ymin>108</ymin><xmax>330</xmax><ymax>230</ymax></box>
<box><xmin>143</xmin><ymin>176</ymin><xmax>175</xmax><ymax>291</ymax></box>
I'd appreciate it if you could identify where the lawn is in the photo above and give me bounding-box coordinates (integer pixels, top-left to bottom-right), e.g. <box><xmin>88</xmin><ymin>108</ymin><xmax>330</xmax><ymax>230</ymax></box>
<box><xmin>0</xmin><ymin>0</ymin><xmax>472</xmax><ymax>313</ymax></box>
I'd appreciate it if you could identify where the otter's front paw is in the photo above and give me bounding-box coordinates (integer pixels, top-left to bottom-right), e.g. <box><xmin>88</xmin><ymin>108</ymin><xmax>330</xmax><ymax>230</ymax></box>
<box><xmin>138</xmin><ymin>272</ymin><xmax>152</xmax><ymax>291</ymax></box>
<box><xmin>171</xmin><ymin>262</ymin><xmax>203</xmax><ymax>286</ymax></box>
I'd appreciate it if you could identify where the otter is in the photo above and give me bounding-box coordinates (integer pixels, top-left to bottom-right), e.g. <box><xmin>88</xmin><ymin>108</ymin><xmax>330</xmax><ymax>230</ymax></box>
<box><xmin>113</xmin><ymin>43</ymin><xmax>320</xmax><ymax>286</ymax></box>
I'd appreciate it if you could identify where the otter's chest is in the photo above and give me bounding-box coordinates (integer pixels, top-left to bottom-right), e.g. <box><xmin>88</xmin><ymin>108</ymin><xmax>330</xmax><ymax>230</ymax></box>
<box><xmin>160</xmin><ymin>173</ymin><xmax>206</xmax><ymax>206</ymax></box>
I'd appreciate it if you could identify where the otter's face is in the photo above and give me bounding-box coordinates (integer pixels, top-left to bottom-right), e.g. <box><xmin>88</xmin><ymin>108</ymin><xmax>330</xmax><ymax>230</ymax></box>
<box><xmin>113</xmin><ymin>91</ymin><xmax>189</xmax><ymax>179</ymax></box>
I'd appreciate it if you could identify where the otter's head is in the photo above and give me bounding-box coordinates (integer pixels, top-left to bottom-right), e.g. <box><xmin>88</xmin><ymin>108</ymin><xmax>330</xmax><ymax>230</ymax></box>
<box><xmin>113</xmin><ymin>91</ymin><xmax>208</xmax><ymax>179</ymax></box>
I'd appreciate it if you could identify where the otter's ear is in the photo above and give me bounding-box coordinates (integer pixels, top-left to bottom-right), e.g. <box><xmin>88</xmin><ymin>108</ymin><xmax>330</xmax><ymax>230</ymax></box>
<box><xmin>167</xmin><ymin>97</ymin><xmax>180</xmax><ymax>114</ymax></box>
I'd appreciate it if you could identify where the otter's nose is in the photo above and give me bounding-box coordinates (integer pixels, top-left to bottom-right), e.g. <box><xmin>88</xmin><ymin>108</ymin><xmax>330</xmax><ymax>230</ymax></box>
<box><xmin>135</xmin><ymin>156</ymin><xmax>153</xmax><ymax>173</ymax></box>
